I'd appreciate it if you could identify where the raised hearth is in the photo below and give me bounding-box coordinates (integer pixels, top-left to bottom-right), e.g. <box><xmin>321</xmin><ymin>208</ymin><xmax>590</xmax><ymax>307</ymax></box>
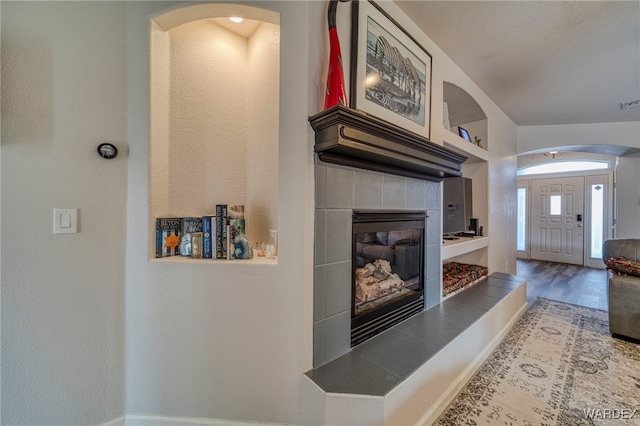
<box><xmin>303</xmin><ymin>273</ymin><xmax>528</xmax><ymax>426</ymax></box>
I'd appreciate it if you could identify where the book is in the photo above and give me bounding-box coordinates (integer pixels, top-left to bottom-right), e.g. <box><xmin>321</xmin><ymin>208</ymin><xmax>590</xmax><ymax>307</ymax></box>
<box><xmin>216</xmin><ymin>205</ymin><xmax>228</xmax><ymax>259</ymax></box>
<box><xmin>202</xmin><ymin>215</ymin><xmax>216</xmax><ymax>259</ymax></box>
<box><xmin>179</xmin><ymin>217</ymin><xmax>203</xmax><ymax>256</ymax></box>
<box><xmin>156</xmin><ymin>217</ymin><xmax>181</xmax><ymax>258</ymax></box>
<box><xmin>191</xmin><ymin>232</ymin><xmax>203</xmax><ymax>258</ymax></box>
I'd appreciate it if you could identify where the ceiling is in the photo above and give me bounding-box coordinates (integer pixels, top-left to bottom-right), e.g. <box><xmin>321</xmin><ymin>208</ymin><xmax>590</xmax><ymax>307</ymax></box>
<box><xmin>394</xmin><ymin>1</ymin><xmax>640</xmax><ymax>127</ymax></box>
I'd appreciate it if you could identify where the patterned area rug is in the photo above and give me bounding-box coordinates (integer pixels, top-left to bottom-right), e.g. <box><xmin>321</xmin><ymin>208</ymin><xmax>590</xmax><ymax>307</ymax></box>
<box><xmin>436</xmin><ymin>298</ymin><xmax>640</xmax><ymax>425</ymax></box>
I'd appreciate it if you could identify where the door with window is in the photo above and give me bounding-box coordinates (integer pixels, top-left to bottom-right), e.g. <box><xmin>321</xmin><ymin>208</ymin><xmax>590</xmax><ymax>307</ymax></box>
<box><xmin>530</xmin><ymin>176</ymin><xmax>585</xmax><ymax>265</ymax></box>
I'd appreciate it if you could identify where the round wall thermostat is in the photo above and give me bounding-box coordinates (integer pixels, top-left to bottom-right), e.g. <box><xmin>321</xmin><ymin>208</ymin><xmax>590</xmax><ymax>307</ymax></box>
<box><xmin>97</xmin><ymin>143</ymin><xmax>118</xmax><ymax>159</ymax></box>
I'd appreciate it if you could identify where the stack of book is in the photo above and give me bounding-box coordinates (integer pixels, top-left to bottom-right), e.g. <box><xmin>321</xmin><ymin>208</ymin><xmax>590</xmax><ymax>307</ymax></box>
<box><xmin>155</xmin><ymin>204</ymin><xmax>247</xmax><ymax>259</ymax></box>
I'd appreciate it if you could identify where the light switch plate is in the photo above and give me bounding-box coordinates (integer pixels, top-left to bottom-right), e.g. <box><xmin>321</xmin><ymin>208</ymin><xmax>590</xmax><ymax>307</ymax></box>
<box><xmin>54</xmin><ymin>209</ymin><xmax>77</xmax><ymax>234</ymax></box>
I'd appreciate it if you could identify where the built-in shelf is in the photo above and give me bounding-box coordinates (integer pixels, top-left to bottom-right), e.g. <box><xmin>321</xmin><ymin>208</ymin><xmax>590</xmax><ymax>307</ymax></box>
<box><xmin>443</xmin><ymin>129</ymin><xmax>489</xmax><ymax>163</ymax></box>
<box><xmin>442</xmin><ymin>236</ymin><xmax>489</xmax><ymax>260</ymax></box>
<box><xmin>151</xmin><ymin>256</ymin><xmax>278</xmax><ymax>265</ymax></box>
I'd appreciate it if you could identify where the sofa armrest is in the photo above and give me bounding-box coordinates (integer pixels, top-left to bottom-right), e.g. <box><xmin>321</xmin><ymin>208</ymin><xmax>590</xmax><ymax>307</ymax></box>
<box><xmin>602</xmin><ymin>239</ymin><xmax>640</xmax><ymax>265</ymax></box>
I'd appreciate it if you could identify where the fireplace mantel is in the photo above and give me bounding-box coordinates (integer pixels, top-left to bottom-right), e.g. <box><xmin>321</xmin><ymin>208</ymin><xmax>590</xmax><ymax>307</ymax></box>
<box><xmin>309</xmin><ymin>106</ymin><xmax>467</xmax><ymax>181</ymax></box>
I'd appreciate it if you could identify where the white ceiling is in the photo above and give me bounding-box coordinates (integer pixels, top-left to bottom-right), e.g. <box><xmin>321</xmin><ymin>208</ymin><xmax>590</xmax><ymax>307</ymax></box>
<box><xmin>394</xmin><ymin>0</ymin><xmax>640</xmax><ymax>127</ymax></box>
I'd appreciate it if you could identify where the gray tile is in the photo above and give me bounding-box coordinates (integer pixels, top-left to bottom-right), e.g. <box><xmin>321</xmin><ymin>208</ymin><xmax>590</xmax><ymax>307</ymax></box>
<box><xmin>313</xmin><ymin>320</ymin><xmax>326</xmax><ymax>368</ymax></box>
<box><xmin>426</xmin><ymin>180</ymin><xmax>441</xmax><ymax>210</ymax></box>
<box><xmin>382</xmin><ymin>174</ymin><xmax>406</xmax><ymax>208</ymax></box>
<box><xmin>406</xmin><ymin>178</ymin><xmax>427</xmax><ymax>210</ymax></box>
<box><xmin>426</xmin><ymin>299</ymin><xmax>486</xmax><ymax>328</ymax></box>
<box><xmin>316</xmin><ymin>160</ymin><xmax>327</xmax><ymax>209</ymax></box>
<box><xmin>465</xmin><ymin>281</ymin><xmax>513</xmax><ymax>298</ymax></box>
<box><xmin>314</xmin><ymin>265</ymin><xmax>327</xmax><ymax>321</ymax></box>
<box><xmin>485</xmin><ymin>275</ymin><xmax>526</xmax><ymax>290</ymax></box>
<box><xmin>425</xmin><ymin>243</ymin><xmax>441</xmax><ymax>281</ymax></box>
<box><xmin>396</xmin><ymin>311</ymin><xmax>468</xmax><ymax>348</ymax></box>
<box><xmin>425</xmin><ymin>210</ymin><xmax>441</xmax><ymax>245</ymax></box>
<box><xmin>325</xmin><ymin>261</ymin><xmax>351</xmax><ymax>317</ymax></box>
<box><xmin>424</xmin><ymin>276</ymin><xmax>441</xmax><ymax>309</ymax></box>
<box><xmin>490</xmin><ymin>272</ymin><xmax>527</xmax><ymax>284</ymax></box>
<box><xmin>448</xmin><ymin>290</ymin><xmax>502</xmax><ymax>311</ymax></box>
<box><xmin>354</xmin><ymin>169</ymin><xmax>384</xmax><ymax>209</ymax></box>
<box><xmin>305</xmin><ymin>351</ymin><xmax>402</xmax><ymax>396</ymax></box>
<box><xmin>326</xmin><ymin>164</ymin><xmax>354</xmax><ymax>208</ymax></box>
<box><xmin>354</xmin><ymin>328</ymin><xmax>444</xmax><ymax>378</ymax></box>
<box><xmin>325</xmin><ymin>311</ymin><xmax>351</xmax><ymax>363</ymax></box>
<box><xmin>325</xmin><ymin>209</ymin><xmax>351</xmax><ymax>264</ymax></box>
<box><xmin>314</xmin><ymin>209</ymin><xmax>327</xmax><ymax>265</ymax></box>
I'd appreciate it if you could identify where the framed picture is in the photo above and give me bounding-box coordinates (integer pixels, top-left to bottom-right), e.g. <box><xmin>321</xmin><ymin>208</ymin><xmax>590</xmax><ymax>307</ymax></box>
<box><xmin>458</xmin><ymin>126</ymin><xmax>471</xmax><ymax>142</ymax></box>
<box><xmin>350</xmin><ymin>0</ymin><xmax>432</xmax><ymax>137</ymax></box>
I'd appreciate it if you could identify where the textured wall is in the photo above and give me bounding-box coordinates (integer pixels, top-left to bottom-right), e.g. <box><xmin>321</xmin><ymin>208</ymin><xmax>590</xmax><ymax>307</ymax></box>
<box><xmin>1</xmin><ymin>2</ymin><xmax>126</xmax><ymax>424</ymax></box>
<box><xmin>150</xmin><ymin>15</ymin><xmax>279</xmax><ymax>251</ymax></box>
<box><xmin>616</xmin><ymin>155</ymin><xmax>640</xmax><ymax>238</ymax></box>
<box><xmin>247</xmin><ymin>22</ymin><xmax>280</xmax><ymax>244</ymax></box>
<box><xmin>126</xmin><ymin>2</ymin><xmax>314</xmax><ymax>424</ymax></box>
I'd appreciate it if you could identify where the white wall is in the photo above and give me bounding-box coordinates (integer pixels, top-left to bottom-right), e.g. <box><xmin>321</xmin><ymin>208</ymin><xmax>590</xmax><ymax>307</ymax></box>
<box><xmin>517</xmin><ymin>121</ymin><xmax>640</xmax><ymax>153</ymax></box>
<box><xmin>1</xmin><ymin>2</ymin><xmax>126</xmax><ymax>424</ymax></box>
<box><xmin>125</xmin><ymin>1</ymin><xmax>315</xmax><ymax>424</ymax></box>
<box><xmin>247</xmin><ymin>21</ymin><xmax>280</xmax><ymax>244</ymax></box>
<box><xmin>616</xmin><ymin>154</ymin><xmax>640</xmax><ymax>238</ymax></box>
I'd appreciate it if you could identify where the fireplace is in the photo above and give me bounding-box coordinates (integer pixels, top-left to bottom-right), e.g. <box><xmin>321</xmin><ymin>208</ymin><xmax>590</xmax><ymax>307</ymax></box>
<box><xmin>351</xmin><ymin>210</ymin><xmax>426</xmax><ymax>346</ymax></box>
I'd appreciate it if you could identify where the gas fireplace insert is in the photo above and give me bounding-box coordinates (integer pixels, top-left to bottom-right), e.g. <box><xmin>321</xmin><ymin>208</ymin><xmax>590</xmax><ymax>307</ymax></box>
<box><xmin>352</xmin><ymin>211</ymin><xmax>426</xmax><ymax>346</ymax></box>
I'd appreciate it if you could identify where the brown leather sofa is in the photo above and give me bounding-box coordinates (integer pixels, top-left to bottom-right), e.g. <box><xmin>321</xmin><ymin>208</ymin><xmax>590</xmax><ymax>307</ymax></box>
<box><xmin>602</xmin><ymin>238</ymin><xmax>640</xmax><ymax>341</ymax></box>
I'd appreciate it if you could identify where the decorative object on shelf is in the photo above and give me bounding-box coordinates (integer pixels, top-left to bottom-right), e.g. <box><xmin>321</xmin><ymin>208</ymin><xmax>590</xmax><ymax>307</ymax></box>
<box><xmin>458</xmin><ymin>126</ymin><xmax>471</xmax><ymax>142</ymax></box>
<box><xmin>474</xmin><ymin>136</ymin><xmax>483</xmax><ymax>148</ymax></box>
<box><xmin>232</xmin><ymin>234</ymin><xmax>253</xmax><ymax>260</ymax></box>
<box><xmin>443</xmin><ymin>101</ymin><xmax>451</xmax><ymax>130</ymax></box>
<box><xmin>350</xmin><ymin>0</ymin><xmax>432</xmax><ymax>137</ymax></box>
<box><xmin>254</xmin><ymin>242</ymin><xmax>275</xmax><ymax>258</ymax></box>
<box><xmin>543</xmin><ymin>150</ymin><xmax>563</xmax><ymax>159</ymax></box>
<box><xmin>97</xmin><ymin>143</ymin><xmax>118</xmax><ymax>159</ymax></box>
<box><xmin>324</xmin><ymin>0</ymin><xmax>350</xmax><ymax>110</ymax></box>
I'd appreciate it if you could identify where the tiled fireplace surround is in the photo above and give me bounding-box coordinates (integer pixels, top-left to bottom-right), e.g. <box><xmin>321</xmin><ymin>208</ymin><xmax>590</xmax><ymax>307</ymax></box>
<box><xmin>313</xmin><ymin>159</ymin><xmax>442</xmax><ymax>368</ymax></box>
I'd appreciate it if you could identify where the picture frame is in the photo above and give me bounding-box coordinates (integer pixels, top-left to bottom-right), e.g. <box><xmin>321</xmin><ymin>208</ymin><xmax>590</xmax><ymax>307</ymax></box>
<box><xmin>458</xmin><ymin>126</ymin><xmax>471</xmax><ymax>142</ymax></box>
<box><xmin>350</xmin><ymin>0</ymin><xmax>432</xmax><ymax>137</ymax></box>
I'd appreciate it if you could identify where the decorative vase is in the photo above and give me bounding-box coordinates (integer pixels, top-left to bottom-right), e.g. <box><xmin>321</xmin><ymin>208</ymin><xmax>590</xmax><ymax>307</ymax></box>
<box><xmin>324</xmin><ymin>0</ymin><xmax>348</xmax><ymax>109</ymax></box>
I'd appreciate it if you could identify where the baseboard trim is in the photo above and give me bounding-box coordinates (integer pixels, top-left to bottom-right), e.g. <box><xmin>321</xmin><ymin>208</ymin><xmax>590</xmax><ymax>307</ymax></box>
<box><xmin>100</xmin><ymin>416</ymin><xmax>125</xmax><ymax>426</ymax></box>
<box><xmin>125</xmin><ymin>415</ymin><xmax>287</xmax><ymax>426</ymax></box>
<box><xmin>415</xmin><ymin>301</ymin><xmax>529</xmax><ymax>426</ymax></box>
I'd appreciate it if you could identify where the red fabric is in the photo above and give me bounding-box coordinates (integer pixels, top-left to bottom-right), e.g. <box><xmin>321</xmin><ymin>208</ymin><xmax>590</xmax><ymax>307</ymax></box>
<box><xmin>324</xmin><ymin>27</ymin><xmax>348</xmax><ymax>109</ymax></box>
<box><xmin>607</xmin><ymin>256</ymin><xmax>640</xmax><ymax>277</ymax></box>
<box><xmin>443</xmin><ymin>262</ymin><xmax>489</xmax><ymax>296</ymax></box>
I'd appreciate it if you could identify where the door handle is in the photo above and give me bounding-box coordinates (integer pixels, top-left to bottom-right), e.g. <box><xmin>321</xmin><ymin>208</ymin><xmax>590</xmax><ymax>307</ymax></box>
<box><xmin>576</xmin><ymin>224</ymin><xmax>583</xmax><ymax>228</ymax></box>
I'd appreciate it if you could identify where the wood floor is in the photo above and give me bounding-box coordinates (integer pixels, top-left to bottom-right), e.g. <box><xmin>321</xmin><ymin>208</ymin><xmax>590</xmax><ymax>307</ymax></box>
<box><xmin>516</xmin><ymin>259</ymin><xmax>608</xmax><ymax>311</ymax></box>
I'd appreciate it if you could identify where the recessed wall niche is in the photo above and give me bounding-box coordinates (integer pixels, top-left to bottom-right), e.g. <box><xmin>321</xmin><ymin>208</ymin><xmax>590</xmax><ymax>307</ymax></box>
<box><xmin>149</xmin><ymin>4</ymin><xmax>280</xmax><ymax>259</ymax></box>
<box><xmin>443</xmin><ymin>81</ymin><xmax>487</xmax><ymax>150</ymax></box>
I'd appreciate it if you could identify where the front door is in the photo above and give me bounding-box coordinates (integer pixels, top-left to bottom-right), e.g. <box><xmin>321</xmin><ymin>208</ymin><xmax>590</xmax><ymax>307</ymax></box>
<box><xmin>530</xmin><ymin>176</ymin><xmax>585</xmax><ymax>265</ymax></box>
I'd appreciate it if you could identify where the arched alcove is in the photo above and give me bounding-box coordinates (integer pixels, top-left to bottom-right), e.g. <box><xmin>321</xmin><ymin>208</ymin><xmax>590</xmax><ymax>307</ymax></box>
<box><xmin>443</xmin><ymin>81</ymin><xmax>487</xmax><ymax>150</ymax></box>
<box><xmin>149</xmin><ymin>4</ymin><xmax>280</xmax><ymax>259</ymax></box>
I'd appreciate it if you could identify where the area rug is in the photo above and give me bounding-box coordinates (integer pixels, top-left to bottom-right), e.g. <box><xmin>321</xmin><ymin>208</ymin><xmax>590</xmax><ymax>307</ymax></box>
<box><xmin>435</xmin><ymin>297</ymin><xmax>640</xmax><ymax>425</ymax></box>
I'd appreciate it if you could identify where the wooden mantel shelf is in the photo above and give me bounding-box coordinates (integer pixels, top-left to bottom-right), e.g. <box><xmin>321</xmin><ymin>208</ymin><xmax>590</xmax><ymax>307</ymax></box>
<box><xmin>309</xmin><ymin>106</ymin><xmax>467</xmax><ymax>182</ymax></box>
